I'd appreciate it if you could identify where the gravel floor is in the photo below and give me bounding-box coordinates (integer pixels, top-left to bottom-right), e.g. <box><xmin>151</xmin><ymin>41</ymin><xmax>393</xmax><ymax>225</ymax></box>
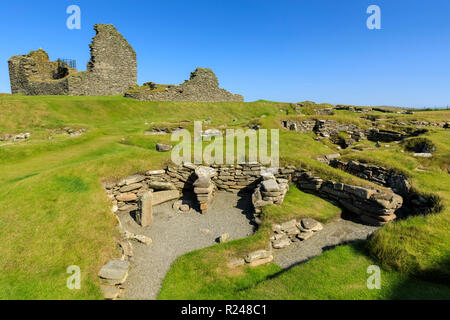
<box><xmin>120</xmin><ymin>192</ymin><xmax>256</xmax><ymax>300</ymax></box>
<box><xmin>273</xmin><ymin>214</ymin><xmax>380</xmax><ymax>269</ymax></box>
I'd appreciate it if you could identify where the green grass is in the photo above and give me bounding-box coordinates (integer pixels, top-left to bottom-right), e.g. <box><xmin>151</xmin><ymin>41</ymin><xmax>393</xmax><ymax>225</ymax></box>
<box><xmin>261</xmin><ymin>185</ymin><xmax>341</xmax><ymax>224</ymax></box>
<box><xmin>159</xmin><ymin>243</ymin><xmax>450</xmax><ymax>300</ymax></box>
<box><xmin>0</xmin><ymin>95</ymin><xmax>449</xmax><ymax>299</ymax></box>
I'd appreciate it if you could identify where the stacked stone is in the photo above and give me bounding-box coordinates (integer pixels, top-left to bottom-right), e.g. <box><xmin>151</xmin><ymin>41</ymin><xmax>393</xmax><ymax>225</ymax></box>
<box><xmin>105</xmin><ymin>163</ymin><xmax>417</xmax><ymax>228</ymax></box>
<box><xmin>329</xmin><ymin>159</ymin><xmax>434</xmax><ymax>215</ymax></box>
<box><xmin>292</xmin><ymin>170</ymin><xmax>403</xmax><ymax>226</ymax></box>
<box><xmin>212</xmin><ymin>162</ymin><xmax>262</xmax><ymax>193</ymax></box>
<box><xmin>193</xmin><ymin>166</ymin><xmax>217</xmax><ymax>214</ymax></box>
<box><xmin>280</xmin><ymin>119</ymin><xmax>426</xmax><ymax>143</ymax></box>
<box><xmin>252</xmin><ymin>172</ymin><xmax>289</xmax><ymax>215</ymax></box>
<box><xmin>270</xmin><ymin>218</ymin><xmax>323</xmax><ymax>249</ymax></box>
<box><xmin>330</xmin><ymin>159</ymin><xmax>410</xmax><ymax>195</ymax></box>
<box><xmin>98</xmin><ymin>259</ymin><xmax>129</xmax><ymax>300</ymax></box>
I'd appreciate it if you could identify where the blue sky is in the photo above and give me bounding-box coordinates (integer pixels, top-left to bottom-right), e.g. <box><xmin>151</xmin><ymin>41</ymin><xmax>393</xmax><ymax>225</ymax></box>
<box><xmin>0</xmin><ymin>0</ymin><xmax>449</xmax><ymax>108</ymax></box>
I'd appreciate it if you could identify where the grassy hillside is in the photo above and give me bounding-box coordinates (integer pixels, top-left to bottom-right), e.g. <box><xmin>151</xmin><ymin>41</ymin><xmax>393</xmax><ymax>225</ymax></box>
<box><xmin>0</xmin><ymin>95</ymin><xmax>448</xmax><ymax>299</ymax></box>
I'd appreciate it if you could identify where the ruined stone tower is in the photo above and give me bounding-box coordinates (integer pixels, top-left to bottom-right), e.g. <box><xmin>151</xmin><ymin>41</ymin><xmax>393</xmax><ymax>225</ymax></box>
<box><xmin>8</xmin><ymin>24</ymin><xmax>137</xmax><ymax>96</ymax></box>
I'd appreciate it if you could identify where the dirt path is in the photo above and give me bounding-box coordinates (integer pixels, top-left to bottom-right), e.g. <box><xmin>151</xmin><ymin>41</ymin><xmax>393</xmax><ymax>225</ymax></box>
<box><xmin>120</xmin><ymin>192</ymin><xmax>256</xmax><ymax>300</ymax></box>
<box><xmin>273</xmin><ymin>215</ymin><xmax>379</xmax><ymax>269</ymax></box>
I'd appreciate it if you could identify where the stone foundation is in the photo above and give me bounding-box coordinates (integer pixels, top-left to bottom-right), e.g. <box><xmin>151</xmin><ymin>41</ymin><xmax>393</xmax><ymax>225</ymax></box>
<box><xmin>105</xmin><ymin>162</ymin><xmax>408</xmax><ymax>228</ymax></box>
<box><xmin>281</xmin><ymin>119</ymin><xmax>427</xmax><ymax>143</ymax></box>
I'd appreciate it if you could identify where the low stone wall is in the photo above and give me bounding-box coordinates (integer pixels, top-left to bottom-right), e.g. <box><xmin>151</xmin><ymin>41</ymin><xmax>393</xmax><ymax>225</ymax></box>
<box><xmin>329</xmin><ymin>159</ymin><xmax>410</xmax><ymax>196</ymax></box>
<box><xmin>291</xmin><ymin>170</ymin><xmax>403</xmax><ymax>226</ymax></box>
<box><xmin>105</xmin><ymin>162</ymin><xmax>405</xmax><ymax>228</ymax></box>
<box><xmin>281</xmin><ymin>119</ymin><xmax>426</xmax><ymax>143</ymax></box>
<box><xmin>329</xmin><ymin>159</ymin><xmax>435</xmax><ymax>215</ymax></box>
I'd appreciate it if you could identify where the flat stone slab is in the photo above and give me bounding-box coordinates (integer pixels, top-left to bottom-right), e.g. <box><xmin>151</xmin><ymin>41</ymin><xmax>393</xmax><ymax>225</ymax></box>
<box><xmin>152</xmin><ymin>190</ymin><xmax>180</xmax><ymax>206</ymax></box>
<box><xmin>98</xmin><ymin>259</ymin><xmax>130</xmax><ymax>281</ymax></box>
<box><xmin>414</xmin><ymin>153</ymin><xmax>432</xmax><ymax>158</ymax></box>
<box><xmin>123</xmin><ymin>175</ymin><xmax>145</xmax><ymax>185</ymax></box>
<box><xmin>261</xmin><ymin>179</ymin><xmax>280</xmax><ymax>192</ymax></box>
<box><xmin>148</xmin><ymin>181</ymin><xmax>176</xmax><ymax>191</ymax></box>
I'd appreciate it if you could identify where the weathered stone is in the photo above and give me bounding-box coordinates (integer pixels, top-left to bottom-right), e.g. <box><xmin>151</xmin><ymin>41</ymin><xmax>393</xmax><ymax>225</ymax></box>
<box><xmin>116</xmin><ymin>193</ymin><xmax>138</xmax><ymax>202</ymax></box>
<box><xmin>245</xmin><ymin>250</ymin><xmax>271</xmax><ymax>263</ymax></box>
<box><xmin>272</xmin><ymin>237</ymin><xmax>291</xmax><ymax>249</ymax></box>
<box><xmin>119</xmin><ymin>183</ymin><xmax>143</xmax><ymax>193</ymax></box>
<box><xmin>261</xmin><ymin>179</ymin><xmax>280</xmax><ymax>192</ymax></box>
<box><xmin>248</xmin><ymin>255</ymin><xmax>274</xmax><ymax>267</ymax></box>
<box><xmin>118</xmin><ymin>204</ymin><xmax>138</xmax><ymax>212</ymax></box>
<box><xmin>146</xmin><ymin>169</ymin><xmax>166</xmax><ymax>175</ymax></box>
<box><xmin>98</xmin><ymin>259</ymin><xmax>129</xmax><ymax>283</ymax></box>
<box><xmin>119</xmin><ymin>240</ymin><xmax>133</xmax><ymax>258</ymax></box>
<box><xmin>138</xmin><ymin>191</ymin><xmax>153</xmax><ymax>227</ymax></box>
<box><xmin>413</xmin><ymin>153</ymin><xmax>432</xmax><ymax>158</ymax></box>
<box><xmin>193</xmin><ymin>176</ymin><xmax>211</xmax><ymax>188</ymax></box>
<box><xmin>179</xmin><ymin>204</ymin><xmax>190</xmax><ymax>212</ymax></box>
<box><xmin>301</xmin><ymin>218</ymin><xmax>321</xmax><ymax>231</ymax></box>
<box><xmin>173</xmin><ymin>200</ymin><xmax>182</xmax><ymax>211</ymax></box>
<box><xmin>194</xmin><ymin>185</ymin><xmax>214</xmax><ymax>194</ymax></box>
<box><xmin>156</xmin><ymin>143</ymin><xmax>172</xmax><ymax>152</ymax></box>
<box><xmin>148</xmin><ymin>181</ymin><xmax>176</xmax><ymax>190</ymax></box>
<box><xmin>253</xmin><ymin>200</ymin><xmax>273</xmax><ymax>208</ymax></box>
<box><xmin>219</xmin><ymin>233</ymin><xmax>230</xmax><ymax>243</ymax></box>
<box><xmin>152</xmin><ymin>190</ymin><xmax>180</xmax><ymax>206</ymax></box>
<box><xmin>8</xmin><ymin>24</ymin><xmax>137</xmax><ymax>96</ymax></box>
<box><xmin>297</xmin><ymin>231</ymin><xmax>314</xmax><ymax>241</ymax></box>
<box><xmin>101</xmin><ymin>285</ymin><xmax>121</xmax><ymax>300</ymax></box>
<box><xmin>280</xmin><ymin>219</ymin><xmax>297</xmax><ymax>231</ymax></box>
<box><xmin>125</xmin><ymin>68</ymin><xmax>243</xmax><ymax>102</ymax></box>
<box><xmin>195</xmin><ymin>166</ymin><xmax>217</xmax><ymax>179</ymax></box>
<box><xmin>343</xmin><ymin>185</ymin><xmax>374</xmax><ymax>199</ymax></box>
<box><xmin>123</xmin><ymin>231</ymin><xmax>153</xmax><ymax>245</ymax></box>
<box><xmin>124</xmin><ymin>174</ymin><xmax>145</xmax><ymax>185</ymax></box>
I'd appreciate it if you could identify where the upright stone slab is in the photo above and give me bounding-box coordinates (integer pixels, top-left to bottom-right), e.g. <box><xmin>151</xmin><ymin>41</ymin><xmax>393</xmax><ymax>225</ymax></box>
<box><xmin>138</xmin><ymin>191</ymin><xmax>153</xmax><ymax>227</ymax></box>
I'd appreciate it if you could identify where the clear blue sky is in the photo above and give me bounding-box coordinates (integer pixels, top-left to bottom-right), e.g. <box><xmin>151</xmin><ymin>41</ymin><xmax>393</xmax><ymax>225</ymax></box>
<box><xmin>1</xmin><ymin>0</ymin><xmax>449</xmax><ymax>108</ymax></box>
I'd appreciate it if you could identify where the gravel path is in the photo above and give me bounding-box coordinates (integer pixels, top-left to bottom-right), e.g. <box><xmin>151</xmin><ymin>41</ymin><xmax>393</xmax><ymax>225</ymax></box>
<box><xmin>273</xmin><ymin>215</ymin><xmax>380</xmax><ymax>269</ymax></box>
<box><xmin>119</xmin><ymin>192</ymin><xmax>256</xmax><ymax>300</ymax></box>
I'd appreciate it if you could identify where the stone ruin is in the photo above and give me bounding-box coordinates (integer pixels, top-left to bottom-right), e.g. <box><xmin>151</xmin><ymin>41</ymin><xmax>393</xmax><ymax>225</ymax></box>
<box><xmin>124</xmin><ymin>67</ymin><xmax>244</xmax><ymax>102</ymax></box>
<box><xmin>8</xmin><ymin>24</ymin><xmax>137</xmax><ymax>96</ymax></box>
<box><xmin>8</xmin><ymin>24</ymin><xmax>243</xmax><ymax>101</ymax></box>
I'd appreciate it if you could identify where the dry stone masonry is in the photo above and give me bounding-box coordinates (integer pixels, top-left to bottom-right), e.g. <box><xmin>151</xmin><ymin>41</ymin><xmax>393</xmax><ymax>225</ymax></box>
<box><xmin>329</xmin><ymin>159</ymin><xmax>435</xmax><ymax>215</ymax></box>
<box><xmin>102</xmin><ymin>159</ymin><xmax>437</xmax><ymax>285</ymax></box>
<box><xmin>8</xmin><ymin>24</ymin><xmax>137</xmax><ymax>96</ymax></box>
<box><xmin>125</xmin><ymin>68</ymin><xmax>243</xmax><ymax>102</ymax></box>
<box><xmin>281</xmin><ymin>119</ymin><xmax>427</xmax><ymax>147</ymax></box>
<box><xmin>193</xmin><ymin>166</ymin><xmax>217</xmax><ymax>214</ymax></box>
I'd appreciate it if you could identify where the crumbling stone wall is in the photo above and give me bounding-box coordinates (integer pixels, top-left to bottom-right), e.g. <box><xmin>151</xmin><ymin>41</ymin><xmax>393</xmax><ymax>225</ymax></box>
<box><xmin>281</xmin><ymin>119</ymin><xmax>426</xmax><ymax>143</ymax></box>
<box><xmin>125</xmin><ymin>68</ymin><xmax>244</xmax><ymax>102</ymax></box>
<box><xmin>8</xmin><ymin>24</ymin><xmax>137</xmax><ymax>96</ymax></box>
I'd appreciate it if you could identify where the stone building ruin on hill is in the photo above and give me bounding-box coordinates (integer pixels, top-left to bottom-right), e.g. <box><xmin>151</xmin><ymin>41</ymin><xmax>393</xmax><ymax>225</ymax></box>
<box><xmin>8</xmin><ymin>23</ymin><xmax>243</xmax><ymax>102</ymax></box>
<box><xmin>124</xmin><ymin>67</ymin><xmax>244</xmax><ymax>102</ymax></box>
<box><xmin>8</xmin><ymin>24</ymin><xmax>137</xmax><ymax>96</ymax></box>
